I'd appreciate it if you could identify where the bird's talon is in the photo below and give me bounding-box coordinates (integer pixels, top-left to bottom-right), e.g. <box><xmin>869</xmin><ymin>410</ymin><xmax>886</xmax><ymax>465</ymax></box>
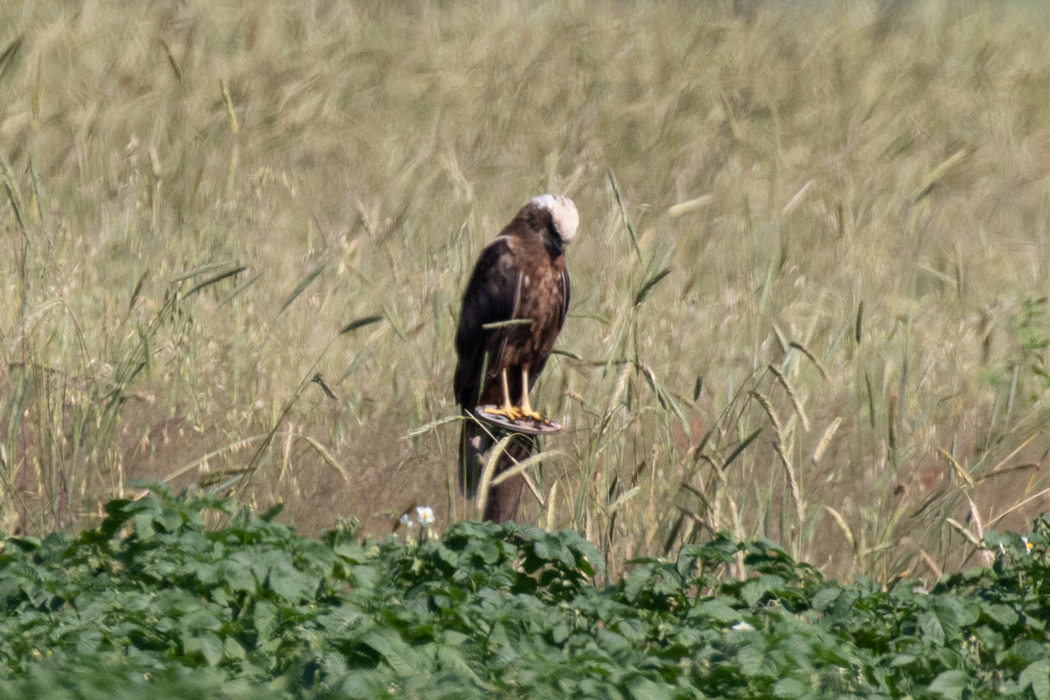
<box><xmin>520</xmin><ymin>409</ymin><xmax>548</xmax><ymax>423</ymax></box>
<box><xmin>486</xmin><ymin>405</ymin><xmax>523</xmax><ymax>421</ymax></box>
<box><xmin>479</xmin><ymin>405</ymin><xmax>549</xmax><ymax>424</ymax></box>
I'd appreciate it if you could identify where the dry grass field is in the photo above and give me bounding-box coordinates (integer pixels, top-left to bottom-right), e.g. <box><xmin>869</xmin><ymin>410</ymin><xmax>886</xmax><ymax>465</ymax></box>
<box><xmin>3</xmin><ymin>0</ymin><xmax>1050</xmax><ymax>582</ymax></box>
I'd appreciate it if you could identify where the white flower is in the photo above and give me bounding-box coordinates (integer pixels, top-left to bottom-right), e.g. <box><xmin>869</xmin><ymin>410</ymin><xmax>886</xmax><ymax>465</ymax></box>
<box><xmin>1023</xmin><ymin>535</ymin><xmax>1033</xmax><ymax>554</ymax></box>
<box><xmin>398</xmin><ymin>513</ymin><xmax>415</xmax><ymax>529</ymax></box>
<box><xmin>416</xmin><ymin>506</ymin><xmax>435</xmax><ymax>526</ymax></box>
<box><xmin>731</xmin><ymin>621</ymin><xmax>754</xmax><ymax>631</ymax></box>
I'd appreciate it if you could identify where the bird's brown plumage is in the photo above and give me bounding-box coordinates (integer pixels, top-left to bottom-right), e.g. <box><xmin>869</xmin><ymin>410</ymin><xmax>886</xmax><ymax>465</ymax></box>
<box><xmin>454</xmin><ymin>194</ymin><xmax>577</xmax><ymax>522</ymax></box>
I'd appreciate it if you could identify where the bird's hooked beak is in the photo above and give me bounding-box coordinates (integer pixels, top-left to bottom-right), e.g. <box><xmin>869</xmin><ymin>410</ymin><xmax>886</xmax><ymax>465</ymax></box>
<box><xmin>544</xmin><ymin>226</ymin><xmax>568</xmax><ymax>253</ymax></box>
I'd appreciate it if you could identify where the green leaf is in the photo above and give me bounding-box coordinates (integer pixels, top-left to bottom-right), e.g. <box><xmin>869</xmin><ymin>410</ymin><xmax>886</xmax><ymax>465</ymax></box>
<box><xmin>741</xmin><ymin>575</ymin><xmax>783</xmax><ymax>607</ymax></box>
<box><xmin>723</xmin><ymin>428</ymin><xmax>763</xmax><ymax>470</ymax></box>
<box><xmin>253</xmin><ymin>600</ymin><xmax>278</xmax><ymax>641</ymax></box>
<box><xmin>1004</xmin><ymin>640</ymin><xmax>1049</xmax><ymax>668</ymax></box>
<box><xmin>278</xmin><ymin>259</ymin><xmax>327</xmax><ymax>315</ymax></box>
<box><xmin>339</xmin><ymin>315</ymin><xmax>384</xmax><ymax>335</ymax></box>
<box><xmin>810</xmin><ymin>587</ymin><xmax>841</xmax><ymax>612</ymax></box>
<box><xmin>694</xmin><ymin>599</ymin><xmax>741</xmax><ymax>623</ymax></box>
<box><xmin>183</xmin><ymin>632</ymin><xmax>223</xmax><ymax>666</ymax></box>
<box><xmin>266</xmin><ymin>560</ymin><xmax>319</xmax><ymax>603</ymax></box>
<box><xmin>830</xmin><ymin>586</ymin><xmax>859</xmax><ymax>619</ymax></box>
<box><xmin>350</xmin><ymin>564</ymin><xmax>378</xmax><ymax>590</ymax></box>
<box><xmin>919</xmin><ymin>610</ymin><xmax>945</xmax><ymax>647</ymax></box>
<box><xmin>189</xmin><ymin>561</ymin><xmax>218</xmax><ymax>587</ymax></box>
<box><xmin>435</xmin><ymin>644</ymin><xmax>485</xmax><ymax>687</ymax></box>
<box><xmin>928</xmin><ymin>670</ymin><xmax>969</xmax><ymax>700</ymax></box>
<box><xmin>223</xmin><ymin>636</ymin><xmax>247</xmax><ymax>661</ymax></box>
<box><xmin>627</xmin><ymin>676</ymin><xmax>674</xmax><ymax>700</ymax></box>
<box><xmin>133</xmin><ymin>512</ymin><xmax>156</xmax><ymax>540</ymax></box>
<box><xmin>360</xmin><ymin>627</ymin><xmax>422</xmax><ymax>677</ymax></box>
<box><xmin>1021</xmin><ymin>661</ymin><xmax>1050</xmax><ymax>700</ymax></box>
<box><xmin>736</xmin><ymin>642</ymin><xmax>767</xmax><ymax>677</ymax></box>
<box><xmin>185</xmin><ymin>265</ymin><xmax>246</xmax><ymax>298</ymax></box>
<box><xmin>773</xmin><ymin>678</ymin><xmax>809</xmax><ymax>699</ymax></box>
<box><xmin>608</xmin><ymin>168</ymin><xmax>642</xmax><ymax>262</ymax></box>
<box><xmin>623</xmin><ymin>566</ymin><xmax>650</xmax><ymax>603</ymax></box>
<box><xmin>981</xmin><ymin>602</ymin><xmax>1019</xmax><ymax>628</ymax></box>
<box><xmin>222</xmin><ymin>560</ymin><xmax>257</xmax><ymax>594</ymax></box>
<box><xmin>930</xmin><ymin>595</ymin><xmax>965</xmax><ymax>639</ymax></box>
<box><xmin>634</xmin><ymin>267</ymin><xmax>672</xmax><ymax>306</ymax></box>
<box><xmin>181</xmin><ymin>608</ymin><xmax>222</xmax><ymax>632</ymax></box>
<box><xmin>98</xmin><ymin>498</ymin><xmax>134</xmax><ymax>538</ymax></box>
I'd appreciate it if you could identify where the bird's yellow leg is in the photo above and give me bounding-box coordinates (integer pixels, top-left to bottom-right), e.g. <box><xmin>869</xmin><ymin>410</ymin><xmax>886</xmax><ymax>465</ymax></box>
<box><xmin>487</xmin><ymin>369</ymin><xmax>523</xmax><ymax>420</ymax></box>
<box><xmin>519</xmin><ymin>367</ymin><xmax>546</xmax><ymax>422</ymax></box>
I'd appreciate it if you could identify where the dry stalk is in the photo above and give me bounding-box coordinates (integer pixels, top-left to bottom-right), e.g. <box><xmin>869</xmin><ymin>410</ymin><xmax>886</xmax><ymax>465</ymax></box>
<box><xmin>812</xmin><ymin>417</ymin><xmax>842</xmax><ymax>463</ymax></box>
<box><xmin>546</xmin><ymin>481</ymin><xmax>559</xmax><ymax>531</ymax></box>
<box><xmin>987</xmin><ymin>485</ymin><xmax>1050</xmax><ymax>528</ymax></box>
<box><xmin>768</xmin><ymin>363</ymin><xmax>810</xmax><ymax>432</ymax></box>
<box><xmin>938</xmin><ymin>448</ymin><xmax>975</xmax><ymax>489</ymax></box>
<box><xmin>474</xmin><ymin>435</ymin><xmax>513</xmax><ymax>517</ymax></box>
<box><xmin>824</xmin><ymin>505</ymin><xmax>856</xmax><ymax>553</ymax></box>
<box><xmin>946</xmin><ymin>517</ymin><xmax>984</xmax><ymax>548</ymax></box>
<box><xmin>967</xmin><ymin>497</ymin><xmax>994</xmax><ymax>567</ymax></box>
<box><xmin>752</xmin><ymin>391</ymin><xmax>804</xmax><ymax>527</ymax></box>
<box><xmin>789</xmin><ymin>341</ymin><xmax>829</xmax><ymax>381</ymax></box>
<box><xmin>917</xmin><ymin>549</ymin><xmax>943</xmax><ymax>580</ymax></box>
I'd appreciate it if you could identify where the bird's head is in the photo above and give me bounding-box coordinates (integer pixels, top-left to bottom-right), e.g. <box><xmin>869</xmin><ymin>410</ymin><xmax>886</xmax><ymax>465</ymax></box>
<box><xmin>527</xmin><ymin>194</ymin><xmax>578</xmax><ymax>253</ymax></box>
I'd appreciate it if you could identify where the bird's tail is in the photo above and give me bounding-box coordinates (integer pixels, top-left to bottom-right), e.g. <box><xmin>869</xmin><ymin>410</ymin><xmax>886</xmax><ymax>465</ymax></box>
<box><xmin>459</xmin><ymin>413</ymin><xmax>491</xmax><ymax>500</ymax></box>
<box><xmin>459</xmin><ymin>412</ymin><xmax>533</xmax><ymax>523</ymax></box>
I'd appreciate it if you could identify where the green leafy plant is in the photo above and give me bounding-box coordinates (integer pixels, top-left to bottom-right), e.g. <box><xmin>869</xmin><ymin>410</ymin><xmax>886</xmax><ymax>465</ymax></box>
<box><xmin>2</xmin><ymin>489</ymin><xmax>1050</xmax><ymax>698</ymax></box>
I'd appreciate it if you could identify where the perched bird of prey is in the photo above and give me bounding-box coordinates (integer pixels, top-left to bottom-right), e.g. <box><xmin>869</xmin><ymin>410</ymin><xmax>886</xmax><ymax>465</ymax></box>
<box><xmin>454</xmin><ymin>194</ymin><xmax>578</xmax><ymax>522</ymax></box>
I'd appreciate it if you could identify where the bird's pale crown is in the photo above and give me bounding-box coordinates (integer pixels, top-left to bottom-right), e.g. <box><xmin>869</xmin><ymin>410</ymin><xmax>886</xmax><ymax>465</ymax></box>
<box><xmin>531</xmin><ymin>194</ymin><xmax>578</xmax><ymax>243</ymax></box>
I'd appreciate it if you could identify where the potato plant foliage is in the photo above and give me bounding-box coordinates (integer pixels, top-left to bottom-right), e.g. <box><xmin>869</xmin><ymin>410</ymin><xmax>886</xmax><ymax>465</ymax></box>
<box><xmin>0</xmin><ymin>487</ymin><xmax>1047</xmax><ymax>699</ymax></box>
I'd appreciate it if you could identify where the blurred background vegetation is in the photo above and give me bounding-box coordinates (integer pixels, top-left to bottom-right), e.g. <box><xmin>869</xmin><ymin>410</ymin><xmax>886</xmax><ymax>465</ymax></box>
<box><xmin>3</xmin><ymin>0</ymin><xmax>1050</xmax><ymax>582</ymax></box>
